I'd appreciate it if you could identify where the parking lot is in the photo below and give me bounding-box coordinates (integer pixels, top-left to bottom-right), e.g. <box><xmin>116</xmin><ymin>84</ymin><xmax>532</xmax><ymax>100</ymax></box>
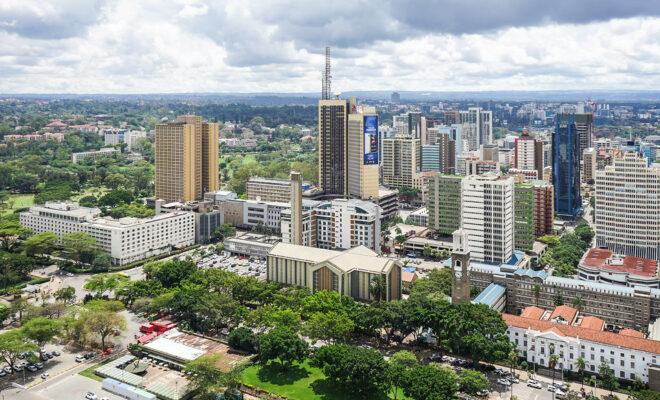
<box><xmin>190</xmin><ymin>250</ymin><xmax>267</xmax><ymax>279</ymax></box>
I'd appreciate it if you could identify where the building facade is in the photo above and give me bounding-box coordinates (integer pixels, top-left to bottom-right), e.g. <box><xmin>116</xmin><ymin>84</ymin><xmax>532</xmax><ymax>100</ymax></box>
<box><xmin>427</xmin><ymin>174</ymin><xmax>462</xmax><ymax>236</ymax></box>
<box><xmin>246</xmin><ymin>177</ymin><xmax>292</xmax><ymax>203</ymax></box>
<box><xmin>267</xmin><ymin>243</ymin><xmax>402</xmax><ymax>301</ymax></box>
<box><xmin>514</xmin><ymin>131</ymin><xmax>544</xmax><ymax>180</ymax></box>
<box><xmin>347</xmin><ymin>109</ymin><xmax>380</xmax><ymax>199</ymax></box>
<box><xmin>595</xmin><ymin>152</ymin><xmax>660</xmax><ymax>260</ymax></box>
<box><xmin>461</xmin><ymin>174</ymin><xmax>514</xmax><ymax>264</ymax></box>
<box><xmin>72</xmin><ymin>148</ymin><xmax>120</xmax><ymax>163</ymax></box>
<box><xmin>553</xmin><ymin>114</ymin><xmax>582</xmax><ymax>219</ymax></box>
<box><xmin>514</xmin><ymin>184</ymin><xmax>535</xmax><ymax>252</ymax></box>
<box><xmin>20</xmin><ymin>202</ymin><xmax>195</xmax><ymax>265</ymax></box>
<box><xmin>382</xmin><ymin>135</ymin><xmax>421</xmax><ymax>190</ymax></box>
<box><xmin>155</xmin><ymin>115</ymin><xmax>219</xmax><ymax>202</ymax></box>
<box><xmin>318</xmin><ymin>99</ymin><xmax>349</xmax><ymax>197</ymax></box>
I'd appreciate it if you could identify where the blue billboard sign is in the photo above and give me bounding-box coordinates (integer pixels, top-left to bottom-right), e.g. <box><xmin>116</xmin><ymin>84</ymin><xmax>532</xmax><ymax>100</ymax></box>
<box><xmin>363</xmin><ymin>115</ymin><xmax>378</xmax><ymax>165</ymax></box>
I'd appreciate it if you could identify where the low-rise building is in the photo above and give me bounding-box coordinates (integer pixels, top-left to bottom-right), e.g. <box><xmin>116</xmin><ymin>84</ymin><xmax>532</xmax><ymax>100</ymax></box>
<box><xmin>505</xmin><ymin>306</ymin><xmax>660</xmax><ymax>386</ymax></box>
<box><xmin>578</xmin><ymin>248</ymin><xmax>659</xmax><ymax>288</ymax></box>
<box><xmin>224</xmin><ymin>232</ymin><xmax>281</xmax><ymax>258</ymax></box>
<box><xmin>20</xmin><ymin>202</ymin><xmax>195</xmax><ymax>265</ymax></box>
<box><xmin>267</xmin><ymin>243</ymin><xmax>402</xmax><ymax>301</ymax></box>
<box><xmin>72</xmin><ymin>147</ymin><xmax>120</xmax><ymax>163</ymax></box>
<box><xmin>406</xmin><ymin>207</ymin><xmax>428</xmax><ymax>227</ymax></box>
<box><xmin>246</xmin><ymin>177</ymin><xmax>294</xmax><ymax>203</ymax></box>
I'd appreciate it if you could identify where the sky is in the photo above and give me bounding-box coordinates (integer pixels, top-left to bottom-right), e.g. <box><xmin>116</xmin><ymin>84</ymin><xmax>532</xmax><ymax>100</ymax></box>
<box><xmin>1</xmin><ymin>0</ymin><xmax>659</xmax><ymax>94</ymax></box>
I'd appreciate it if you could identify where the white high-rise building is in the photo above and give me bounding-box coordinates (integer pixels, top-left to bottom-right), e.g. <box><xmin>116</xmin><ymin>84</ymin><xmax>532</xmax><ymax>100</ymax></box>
<box><xmin>461</xmin><ymin>107</ymin><xmax>493</xmax><ymax>151</ymax></box>
<box><xmin>595</xmin><ymin>152</ymin><xmax>660</xmax><ymax>260</ymax></box>
<box><xmin>315</xmin><ymin>198</ymin><xmax>382</xmax><ymax>253</ymax></box>
<box><xmin>461</xmin><ymin>174</ymin><xmax>514</xmax><ymax>264</ymax></box>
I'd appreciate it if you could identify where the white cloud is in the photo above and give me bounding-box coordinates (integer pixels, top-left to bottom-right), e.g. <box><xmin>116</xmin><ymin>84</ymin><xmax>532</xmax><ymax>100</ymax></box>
<box><xmin>0</xmin><ymin>1</ymin><xmax>658</xmax><ymax>93</ymax></box>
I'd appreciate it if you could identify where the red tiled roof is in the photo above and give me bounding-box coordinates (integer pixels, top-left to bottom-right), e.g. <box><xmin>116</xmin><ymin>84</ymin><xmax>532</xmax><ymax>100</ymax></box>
<box><xmin>578</xmin><ymin>316</ymin><xmax>605</xmax><ymax>331</ymax></box>
<box><xmin>619</xmin><ymin>329</ymin><xmax>645</xmax><ymax>338</ymax></box>
<box><xmin>581</xmin><ymin>248</ymin><xmax>657</xmax><ymax>278</ymax></box>
<box><xmin>520</xmin><ymin>306</ymin><xmax>545</xmax><ymax>320</ymax></box>
<box><xmin>549</xmin><ymin>305</ymin><xmax>578</xmax><ymax>324</ymax></box>
<box><xmin>503</xmin><ymin>314</ymin><xmax>660</xmax><ymax>354</ymax></box>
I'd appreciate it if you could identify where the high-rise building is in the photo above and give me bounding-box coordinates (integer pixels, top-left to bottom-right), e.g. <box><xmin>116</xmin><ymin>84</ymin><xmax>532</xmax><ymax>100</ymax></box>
<box><xmin>574</xmin><ymin>113</ymin><xmax>594</xmax><ymax>157</ymax></box>
<box><xmin>481</xmin><ymin>144</ymin><xmax>499</xmax><ymax>162</ymax></box>
<box><xmin>408</xmin><ymin>112</ymin><xmax>422</xmax><ymax>138</ymax></box>
<box><xmin>427</xmin><ymin>174</ymin><xmax>462</xmax><ymax>236</ymax></box>
<box><xmin>382</xmin><ymin>135</ymin><xmax>421</xmax><ymax>190</ymax></box>
<box><xmin>595</xmin><ymin>152</ymin><xmax>660</xmax><ymax>260</ymax></box>
<box><xmin>318</xmin><ymin>99</ymin><xmax>349</xmax><ymax>197</ymax></box>
<box><xmin>421</xmin><ymin>132</ymin><xmax>455</xmax><ymax>174</ymax></box>
<box><xmin>347</xmin><ymin>107</ymin><xmax>379</xmax><ymax>199</ymax></box>
<box><xmin>390</xmin><ymin>92</ymin><xmax>400</xmax><ymax>104</ymax></box>
<box><xmin>461</xmin><ymin>174</ymin><xmax>514</xmax><ymax>264</ymax></box>
<box><xmin>421</xmin><ymin>145</ymin><xmax>440</xmax><ymax>172</ymax></box>
<box><xmin>582</xmin><ymin>147</ymin><xmax>596</xmax><ymax>183</ymax></box>
<box><xmin>514</xmin><ymin>183</ymin><xmax>534</xmax><ymax>252</ymax></box>
<box><xmin>461</xmin><ymin>107</ymin><xmax>493</xmax><ymax>151</ymax></box>
<box><xmin>514</xmin><ymin>131</ymin><xmax>544</xmax><ymax>179</ymax></box>
<box><xmin>155</xmin><ymin>115</ymin><xmax>219</xmax><ymax>202</ymax></box>
<box><xmin>553</xmin><ymin>114</ymin><xmax>582</xmax><ymax>219</ymax></box>
<box><xmin>531</xmin><ymin>180</ymin><xmax>554</xmax><ymax>238</ymax></box>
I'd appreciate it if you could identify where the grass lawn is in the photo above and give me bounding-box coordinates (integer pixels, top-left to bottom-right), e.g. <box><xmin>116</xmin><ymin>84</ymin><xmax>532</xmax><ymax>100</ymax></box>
<box><xmin>1</xmin><ymin>194</ymin><xmax>34</xmax><ymax>215</ymax></box>
<box><xmin>71</xmin><ymin>186</ymin><xmax>109</xmax><ymax>201</ymax></box>
<box><xmin>242</xmin><ymin>360</ymin><xmax>408</xmax><ymax>400</ymax></box>
<box><xmin>79</xmin><ymin>358</ymin><xmax>113</xmax><ymax>382</ymax></box>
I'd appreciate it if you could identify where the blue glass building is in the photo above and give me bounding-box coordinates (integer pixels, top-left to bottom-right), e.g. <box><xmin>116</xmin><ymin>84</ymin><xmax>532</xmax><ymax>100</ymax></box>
<box><xmin>553</xmin><ymin>114</ymin><xmax>582</xmax><ymax>219</ymax></box>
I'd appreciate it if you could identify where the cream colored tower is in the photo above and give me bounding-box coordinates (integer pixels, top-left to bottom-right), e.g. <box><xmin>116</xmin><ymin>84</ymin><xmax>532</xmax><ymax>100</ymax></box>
<box><xmin>290</xmin><ymin>171</ymin><xmax>303</xmax><ymax>245</ymax></box>
<box><xmin>347</xmin><ymin>107</ymin><xmax>379</xmax><ymax>200</ymax></box>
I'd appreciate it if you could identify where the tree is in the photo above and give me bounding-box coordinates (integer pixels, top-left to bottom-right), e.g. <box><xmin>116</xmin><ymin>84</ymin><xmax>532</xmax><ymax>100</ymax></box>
<box><xmin>458</xmin><ymin>368</ymin><xmax>490</xmax><ymax>395</ymax></box>
<box><xmin>22</xmin><ymin>317</ymin><xmax>61</xmax><ymax>355</ymax></box>
<box><xmin>54</xmin><ymin>286</ymin><xmax>77</xmax><ymax>305</ymax></box>
<box><xmin>549</xmin><ymin>354</ymin><xmax>559</xmax><ymax>385</ymax></box>
<box><xmin>402</xmin><ymin>364</ymin><xmax>458</xmax><ymax>400</ymax></box>
<box><xmin>312</xmin><ymin>344</ymin><xmax>389</xmax><ymax>398</ymax></box>
<box><xmin>553</xmin><ymin>291</ymin><xmax>565</xmax><ymax>306</ymax></box>
<box><xmin>572</xmin><ymin>296</ymin><xmax>584</xmax><ymax>312</ymax></box>
<box><xmin>409</xmin><ymin>268</ymin><xmax>452</xmax><ymax>299</ymax></box>
<box><xmin>532</xmin><ymin>284</ymin><xmax>541</xmax><ymax>306</ymax></box>
<box><xmin>78</xmin><ymin>195</ymin><xmax>98</xmax><ymax>207</ymax></box>
<box><xmin>387</xmin><ymin>351</ymin><xmax>418</xmax><ymax>400</ymax></box>
<box><xmin>631</xmin><ymin>391</ymin><xmax>660</xmax><ymax>400</ymax></box>
<box><xmin>184</xmin><ymin>354</ymin><xmax>226</xmax><ymax>397</ymax></box>
<box><xmin>98</xmin><ymin>189</ymin><xmax>134</xmax><ymax>207</ymax></box>
<box><xmin>303</xmin><ymin>311</ymin><xmax>354</xmax><ymax>342</ymax></box>
<box><xmin>0</xmin><ymin>304</ymin><xmax>10</xmax><ymax>324</ymax></box>
<box><xmin>228</xmin><ymin>327</ymin><xmax>257</xmax><ymax>353</ymax></box>
<box><xmin>83</xmin><ymin>306</ymin><xmax>127</xmax><ymax>350</ymax></box>
<box><xmin>61</xmin><ymin>232</ymin><xmax>98</xmax><ymax>265</ymax></box>
<box><xmin>22</xmin><ymin>232</ymin><xmax>57</xmax><ymax>257</ymax></box>
<box><xmin>91</xmin><ymin>253</ymin><xmax>112</xmax><ymax>272</ymax></box>
<box><xmin>258</xmin><ymin>327</ymin><xmax>307</xmax><ymax>369</ymax></box>
<box><xmin>508</xmin><ymin>349</ymin><xmax>518</xmax><ymax>375</ymax></box>
<box><xmin>84</xmin><ymin>273</ymin><xmax>128</xmax><ymax>298</ymax></box>
<box><xmin>105</xmin><ymin>173</ymin><xmax>130</xmax><ymax>190</ymax></box>
<box><xmin>369</xmin><ymin>275</ymin><xmax>387</xmax><ymax>301</ymax></box>
<box><xmin>598</xmin><ymin>361</ymin><xmax>619</xmax><ymax>394</ymax></box>
<box><xmin>152</xmin><ymin>260</ymin><xmax>197</xmax><ymax>288</ymax></box>
<box><xmin>213</xmin><ymin>224</ymin><xmax>237</xmax><ymax>241</ymax></box>
<box><xmin>574</xmin><ymin>223</ymin><xmax>595</xmax><ymax>245</ymax></box>
<box><xmin>576</xmin><ymin>356</ymin><xmax>586</xmax><ymax>390</ymax></box>
<box><xmin>0</xmin><ymin>329</ymin><xmax>38</xmax><ymax>369</ymax></box>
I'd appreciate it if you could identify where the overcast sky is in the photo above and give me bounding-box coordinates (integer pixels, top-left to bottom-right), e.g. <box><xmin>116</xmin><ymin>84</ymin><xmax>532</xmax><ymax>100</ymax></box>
<box><xmin>1</xmin><ymin>0</ymin><xmax>659</xmax><ymax>94</ymax></box>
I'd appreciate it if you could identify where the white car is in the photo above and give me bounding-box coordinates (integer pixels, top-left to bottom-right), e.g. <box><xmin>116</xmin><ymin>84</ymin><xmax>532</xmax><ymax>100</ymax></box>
<box><xmin>85</xmin><ymin>393</ymin><xmax>98</xmax><ymax>400</ymax></box>
<box><xmin>497</xmin><ymin>378</ymin><xmax>511</xmax><ymax>386</ymax></box>
<box><xmin>527</xmin><ymin>380</ymin><xmax>543</xmax><ymax>389</ymax></box>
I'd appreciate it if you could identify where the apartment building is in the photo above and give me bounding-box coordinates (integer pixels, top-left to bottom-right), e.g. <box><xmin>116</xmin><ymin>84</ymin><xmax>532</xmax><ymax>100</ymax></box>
<box><xmin>461</xmin><ymin>174</ymin><xmax>514</xmax><ymax>264</ymax></box>
<box><xmin>595</xmin><ymin>152</ymin><xmax>660</xmax><ymax>260</ymax></box>
<box><xmin>20</xmin><ymin>202</ymin><xmax>195</xmax><ymax>265</ymax></box>
<box><xmin>267</xmin><ymin>243</ymin><xmax>402</xmax><ymax>301</ymax></box>
<box><xmin>583</xmin><ymin>147</ymin><xmax>596</xmax><ymax>183</ymax></box>
<box><xmin>314</xmin><ymin>198</ymin><xmax>381</xmax><ymax>253</ymax></box>
<box><xmin>514</xmin><ymin>131</ymin><xmax>544</xmax><ymax>179</ymax></box>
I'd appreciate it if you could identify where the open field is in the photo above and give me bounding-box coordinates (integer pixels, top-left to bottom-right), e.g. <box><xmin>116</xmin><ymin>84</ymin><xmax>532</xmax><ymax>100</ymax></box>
<box><xmin>242</xmin><ymin>360</ymin><xmax>407</xmax><ymax>400</ymax></box>
<box><xmin>1</xmin><ymin>193</ymin><xmax>34</xmax><ymax>215</ymax></box>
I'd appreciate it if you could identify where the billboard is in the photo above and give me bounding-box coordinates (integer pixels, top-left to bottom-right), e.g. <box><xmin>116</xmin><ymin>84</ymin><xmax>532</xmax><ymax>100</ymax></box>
<box><xmin>363</xmin><ymin>115</ymin><xmax>379</xmax><ymax>165</ymax></box>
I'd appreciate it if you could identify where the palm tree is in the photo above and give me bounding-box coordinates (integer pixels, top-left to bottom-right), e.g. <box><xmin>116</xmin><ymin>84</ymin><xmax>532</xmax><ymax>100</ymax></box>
<box><xmin>576</xmin><ymin>356</ymin><xmax>586</xmax><ymax>390</ymax></box>
<box><xmin>369</xmin><ymin>275</ymin><xmax>387</xmax><ymax>302</ymax></box>
<box><xmin>508</xmin><ymin>349</ymin><xmax>518</xmax><ymax>376</ymax></box>
<box><xmin>549</xmin><ymin>354</ymin><xmax>559</xmax><ymax>386</ymax></box>
<box><xmin>532</xmin><ymin>284</ymin><xmax>541</xmax><ymax>306</ymax></box>
<box><xmin>571</xmin><ymin>296</ymin><xmax>584</xmax><ymax>313</ymax></box>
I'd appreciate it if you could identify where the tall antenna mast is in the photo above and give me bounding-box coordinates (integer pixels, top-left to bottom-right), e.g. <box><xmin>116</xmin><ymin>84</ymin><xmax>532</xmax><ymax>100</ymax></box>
<box><xmin>321</xmin><ymin>46</ymin><xmax>331</xmax><ymax>100</ymax></box>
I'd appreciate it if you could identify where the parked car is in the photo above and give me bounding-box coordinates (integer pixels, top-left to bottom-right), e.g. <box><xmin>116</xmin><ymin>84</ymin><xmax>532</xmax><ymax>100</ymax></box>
<box><xmin>26</xmin><ymin>365</ymin><xmax>38</xmax><ymax>372</ymax></box>
<box><xmin>548</xmin><ymin>384</ymin><xmax>557</xmax><ymax>392</ymax></box>
<box><xmin>52</xmin><ymin>350</ymin><xmax>61</xmax><ymax>356</ymax></box>
<box><xmin>497</xmin><ymin>378</ymin><xmax>511</xmax><ymax>386</ymax></box>
<box><xmin>428</xmin><ymin>354</ymin><xmax>442</xmax><ymax>362</ymax></box>
<box><xmin>35</xmin><ymin>362</ymin><xmax>44</xmax><ymax>369</ymax></box>
<box><xmin>0</xmin><ymin>371</ymin><xmax>6</xmax><ymax>377</ymax></box>
<box><xmin>2</xmin><ymin>366</ymin><xmax>12</xmax><ymax>374</ymax></box>
<box><xmin>41</xmin><ymin>373</ymin><xmax>49</xmax><ymax>379</ymax></box>
<box><xmin>75</xmin><ymin>355</ymin><xmax>85</xmax><ymax>362</ymax></box>
<box><xmin>527</xmin><ymin>380</ymin><xmax>543</xmax><ymax>389</ymax></box>
<box><xmin>476</xmin><ymin>390</ymin><xmax>489</xmax><ymax>397</ymax></box>
<box><xmin>85</xmin><ymin>392</ymin><xmax>98</xmax><ymax>400</ymax></box>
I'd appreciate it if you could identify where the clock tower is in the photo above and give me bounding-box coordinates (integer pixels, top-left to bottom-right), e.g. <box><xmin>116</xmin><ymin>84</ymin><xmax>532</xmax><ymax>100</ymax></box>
<box><xmin>451</xmin><ymin>229</ymin><xmax>471</xmax><ymax>304</ymax></box>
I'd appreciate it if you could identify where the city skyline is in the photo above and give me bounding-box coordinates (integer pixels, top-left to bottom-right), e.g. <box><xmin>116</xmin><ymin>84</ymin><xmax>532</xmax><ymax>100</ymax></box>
<box><xmin>0</xmin><ymin>1</ymin><xmax>659</xmax><ymax>94</ymax></box>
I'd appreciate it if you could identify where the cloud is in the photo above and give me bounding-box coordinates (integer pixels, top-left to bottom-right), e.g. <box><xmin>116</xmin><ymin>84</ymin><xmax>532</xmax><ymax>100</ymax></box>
<box><xmin>0</xmin><ymin>1</ymin><xmax>658</xmax><ymax>93</ymax></box>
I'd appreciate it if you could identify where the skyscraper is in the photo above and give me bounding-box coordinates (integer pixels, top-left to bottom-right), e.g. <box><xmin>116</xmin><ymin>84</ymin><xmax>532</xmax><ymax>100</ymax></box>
<box><xmin>553</xmin><ymin>114</ymin><xmax>582</xmax><ymax>219</ymax></box>
<box><xmin>574</xmin><ymin>113</ymin><xmax>594</xmax><ymax>157</ymax></box>
<box><xmin>427</xmin><ymin>174</ymin><xmax>462</xmax><ymax>236</ymax></box>
<box><xmin>461</xmin><ymin>107</ymin><xmax>492</xmax><ymax>151</ymax></box>
<box><xmin>318</xmin><ymin>99</ymin><xmax>349</xmax><ymax>197</ymax></box>
<box><xmin>461</xmin><ymin>174</ymin><xmax>514</xmax><ymax>264</ymax></box>
<box><xmin>347</xmin><ymin>107</ymin><xmax>380</xmax><ymax>199</ymax></box>
<box><xmin>155</xmin><ymin>115</ymin><xmax>219</xmax><ymax>203</ymax></box>
<box><xmin>595</xmin><ymin>152</ymin><xmax>660</xmax><ymax>260</ymax></box>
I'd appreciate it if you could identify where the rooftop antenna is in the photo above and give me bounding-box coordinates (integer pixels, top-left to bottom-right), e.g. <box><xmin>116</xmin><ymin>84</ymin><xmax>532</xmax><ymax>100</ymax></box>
<box><xmin>321</xmin><ymin>46</ymin><xmax>331</xmax><ymax>100</ymax></box>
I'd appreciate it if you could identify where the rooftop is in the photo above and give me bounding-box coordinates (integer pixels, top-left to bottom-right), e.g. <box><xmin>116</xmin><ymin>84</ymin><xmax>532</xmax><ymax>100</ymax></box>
<box><xmin>580</xmin><ymin>248</ymin><xmax>658</xmax><ymax>278</ymax></box>
<box><xmin>520</xmin><ymin>306</ymin><xmax>545</xmax><ymax>320</ymax></box>
<box><xmin>472</xmin><ymin>283</ymin><xmax>506</xmax><ymax>307</ymax></box>
<box><xmin>548</xmin><ymin>305</ymin><xmax>578</xmax><ymax>324</ymax></box>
